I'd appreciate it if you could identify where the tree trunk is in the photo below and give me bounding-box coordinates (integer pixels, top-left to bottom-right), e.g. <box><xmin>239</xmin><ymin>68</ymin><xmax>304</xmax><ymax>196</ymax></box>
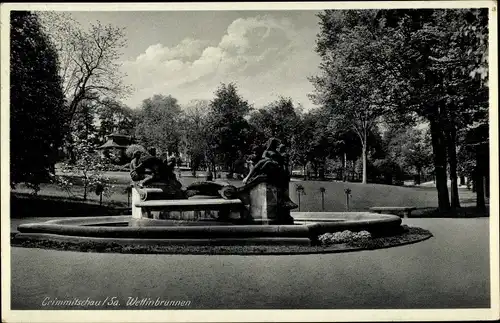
<box><xmin>484</xmin><ymin>174</ymin><xmax>489</xmax><ymax>198</ymax></box>
<box><xmin>343</xmin><ymin>152</ymin><xmax>347</xmax><ymax>182</ymax></box>
<box><xmin>318</xmin><ymin>161</ymin><xmax>325</xmax><ymax>180</ymax></box>
<box><xmin>361</xmin><ymin>144</ymin><xmax>367</xmax><ymax>184</ymax></box>
<box><xmin>476</xmin><ymin>173</ymin><xmax>485</xmax><ymax>210</ymax></box>
<box><xmin>446</xmin><ymin>127</ymin><xmax>460</xmax><ymax>210</ymax></box>
<box><xmin>351</xmin><ymin>160</ymin><xmax>356</xmax><ymax>182</ymax></box>
<box><xmin>475</xmin><ymin>145</ymin><xmax>486</xmax><ymax>210</ymax></box>
<box><xmin>83</xmin><ymin>182</ymin><xmax>87</xmax><ymax>201</ymax></box>
<box><xmin>429</xmin><ymin>119</ymin><xmax>451</xmax><ymax>212</ymax></box>
<box><xmin>415</xmin><ymin>167</ymin><xmax>421</xmax><ymax>185</ymax></box>
<box><xmin>212</xmin><ymin>164</ymin><xmax>217</xmax><ymax>179</ymax></box>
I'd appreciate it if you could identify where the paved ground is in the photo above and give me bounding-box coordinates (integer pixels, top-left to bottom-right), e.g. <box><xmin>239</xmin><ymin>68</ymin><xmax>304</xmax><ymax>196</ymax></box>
<box><xmin>9</xmin><ymin>218</ymin><xmax>490</xmax><ymax>310</ymax></box>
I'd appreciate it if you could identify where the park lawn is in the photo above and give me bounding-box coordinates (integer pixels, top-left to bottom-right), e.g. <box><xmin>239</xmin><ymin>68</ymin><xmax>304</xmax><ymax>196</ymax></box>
<box><xmin>11</xmin><ymin>172</ymin><xmax>243</xmax><ymax>207</ymax></box>
<box><xmin>11</xmin><ymin>171</ymin><xmax>483</xmax><ymax>216</ymax></box>
<box><xmin>289</xmin><ymin>180</ymin><xmax>479</xmax><ymax>212</ymax></box>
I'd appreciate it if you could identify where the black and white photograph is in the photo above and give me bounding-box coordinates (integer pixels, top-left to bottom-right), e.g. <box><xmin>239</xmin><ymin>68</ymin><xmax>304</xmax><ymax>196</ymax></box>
<box><xmin>1</xmin><ymin>1</ymin><xmax>498</xmax><ymax>322</ymax></box>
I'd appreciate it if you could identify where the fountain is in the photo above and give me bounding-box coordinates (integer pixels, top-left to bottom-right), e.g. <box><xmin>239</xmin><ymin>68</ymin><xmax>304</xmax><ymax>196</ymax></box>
<box><xmin>14</xmin><ymin>138</ymin><xmax>410</xmax><ymax>251</ymax></box>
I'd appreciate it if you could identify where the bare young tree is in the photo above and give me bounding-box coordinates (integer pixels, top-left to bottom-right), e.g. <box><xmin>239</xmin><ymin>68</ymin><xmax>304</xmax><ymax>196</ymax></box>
<box><xmin>38</xmin><ymin>12</ymin><xmax>132</xmax><ymax>128</ymax></box>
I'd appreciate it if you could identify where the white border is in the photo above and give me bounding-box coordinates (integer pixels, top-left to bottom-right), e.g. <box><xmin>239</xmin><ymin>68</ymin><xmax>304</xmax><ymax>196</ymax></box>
<box><xmin>1</xmin><ymin>1</ymin><xmax>498</xmax><ymax>322</ymax></box>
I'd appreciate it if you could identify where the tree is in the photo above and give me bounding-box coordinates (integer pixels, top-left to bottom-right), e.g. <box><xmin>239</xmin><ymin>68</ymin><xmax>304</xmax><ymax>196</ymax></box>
<box><xmin>372</xmin><ymin>158</ymin><xmax>405</xmax><ymax>185</ymax></box>
<box><xmin>376</xmin><ymin>8</ymin><xmax>489</xmax><ymax>212</ymax></box>
<box><xmin>135</xmin><ymin>95</ymin><xmax>183</xmax><ymax>155</ymax></box>
<box><xmin>429</xmin><ymin>9</ymin><xmax>488</xmax><ymax>209</ymax></box>
<box><xmin>57</xmin><ymin>137</ymin><xmax>112</xmax><ymax>201</ymax></box>
<box><xmin>38</xmin><ymin>12</ymin><xmax>131</xmax><ymax>126</ymax></box>
<box><xmin>249</xmin><ymin>97</ymin><xmax>300</xmax><ymax>147</ymax></box>
<box><xmin>296</xmin><ymin>108</ymin><xmax>339</xmax><ymax>179</ymax></box>
<box><xmin>207</xmin><ymin>83</ymin><xmax>253</xmax><ymax>177</ymax></box>
<box><xmin>385</xmin><ymin>126</ymin><xmax>433</xmax><ymax>185</ymax></box>
<box><xmin>450</xmin><ymin>9</ymin><xmax>489</xmax><ymax>209</ymax></box>
<box><xmin>10</xmin><ymin>11</ymin><xmax>66</xmax><ymax>190</ymax></box>
<box><xmin>292</xmin><ymin>111</ymin><xmax>319</xmax><ymax>176</ymax></box>
<box><xmin>458</xmin><ymin>122</ymin><xmax>489</xmax><ymax>210</ymax></box>
<box><xmin>324</xmin><ymin>119</ymin><xmax>363</xmax><ymax>182</ymax></box>
<box><xmin>96</xmin><ymin>98</ymin><xmax>136</xmax><ymax>141</ymax></box>
<box><xmin>181</xmin><ymin>100</ymin><xmax>211</xmax><ymax>176</ymax></box>
<box><xmin>38</xmin><ymin>12</ymin><xmax>131</xmax><ymax>164</ymax></box>
<box><xmin>309</xmin><ymin>10</ymin><xmax>392</xmax><ymax>184</ymax></box>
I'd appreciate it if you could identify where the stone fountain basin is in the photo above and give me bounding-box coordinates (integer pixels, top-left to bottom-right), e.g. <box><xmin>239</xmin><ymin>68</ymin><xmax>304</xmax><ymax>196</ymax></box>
<box><xmin>15</xmin><ymin>212</ymin><xmax>401</xmax><ymax>247</ymax></box>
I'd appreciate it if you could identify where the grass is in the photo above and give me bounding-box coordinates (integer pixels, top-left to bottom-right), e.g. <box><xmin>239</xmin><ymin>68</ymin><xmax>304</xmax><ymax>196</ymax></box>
<box><xmin>289</xmin><ymin>179</ymin><xmax>486</xmax><ymax>215</ymax></box>
<box><xmin>10</xmin><ymin>170</ymin><xmax>488</xmax><ymax>217</ymax></box>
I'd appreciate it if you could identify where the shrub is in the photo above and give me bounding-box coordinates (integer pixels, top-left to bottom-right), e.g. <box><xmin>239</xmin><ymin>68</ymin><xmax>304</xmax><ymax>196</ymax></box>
<box><xmin>318</xmin><ymin>230</ymin><xmax>372</xmax><ymax>245</ymax></box>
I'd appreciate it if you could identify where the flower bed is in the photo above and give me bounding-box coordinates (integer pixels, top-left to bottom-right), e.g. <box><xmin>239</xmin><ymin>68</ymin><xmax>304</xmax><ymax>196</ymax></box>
<box><xmin>318</xmin><ymin>230</ymin><xmax>371</xmax><ymax>245</ymax></box>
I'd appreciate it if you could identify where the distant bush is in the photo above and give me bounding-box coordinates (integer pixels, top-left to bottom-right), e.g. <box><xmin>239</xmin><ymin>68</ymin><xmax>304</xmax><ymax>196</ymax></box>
<box><xmin>371</xmin><ymin>158</ymin><xmax>405</xmax><ymax>185</ymax></box>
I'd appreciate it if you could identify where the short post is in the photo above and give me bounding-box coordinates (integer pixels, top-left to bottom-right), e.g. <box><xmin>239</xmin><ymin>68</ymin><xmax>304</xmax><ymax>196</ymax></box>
<box><xmin>125</xmin><ymin>184</ymin><xmax>132</xmax><ymax>207</ymax></box>
<box><xmin>128</xmin><ymin>185</ymin><xmax>132</xmax><ymax>207</ymax></box>
<box><xmin>320</xmin><ymin>187</ymin><xmax>326</xmax><ymax>211</ymax></box>
<box><xmin>95</xmin><ymin>183</ymin><xmax>104</xmax><ymax>206</ymax></box>
<box><xmin>344</xmin><ymin>188</ymin><xmax>352</xmax><ymax>211</ymax></box>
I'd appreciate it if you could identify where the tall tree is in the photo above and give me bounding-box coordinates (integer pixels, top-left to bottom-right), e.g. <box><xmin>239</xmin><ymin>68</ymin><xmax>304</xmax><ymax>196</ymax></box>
<box><xmin>377</xmin><ymin>8</ymin><xmax>489</xmax><ymax>211</ymax></box>
<box><xmin>181</xmin><ymin>100</ymin><xmax>211</xmax><ymax>175</ymax></box>
<box><xmin>310</xmin><ymin>10</ymin><xmax>391</xmax><ymax>184</ymax></box>
<box><xmin>10</xmin><ymin>11</ymin><xmax>66</xmax><ymax>189</ymax></box>
<box><xmin>96</xmin><ymin>98</ymin><xmax>136</xmax><ymax>141</ymax></box>
<box><xmin>385</xmin><ymin>126</ymin><xmax>433</xmax><ymax>185</ymax></box>
<box><xmin>38</xmin><ymin>12</ymin><xmax>132</xmax><ymax>163</ymax></box>
<box><xmin>248</xmin><ymin>97</ymin><xmax>300</xmax><ymax>148</ymax></box>
<box><xmin>71</xmin><ymin>97</ymin><xmax>99</xmax><ymax>145</ymax></box>
<box><xmin>38</xmin><ymin>12</ymin><xmax>131</xmax><ymax>127</ymax></box>
<box><xmin>207</xmin><ymin>83</ymin><xmax>252</xmax><ymax>177</ymax></box>
<box><xmin>135</xmin><ymin>95</ymin><xmax>183</xmax><ymax>155</ymax></box>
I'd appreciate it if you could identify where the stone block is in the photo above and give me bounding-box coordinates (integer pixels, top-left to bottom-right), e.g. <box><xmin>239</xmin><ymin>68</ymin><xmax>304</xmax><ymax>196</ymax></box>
<box><xmin>248</xmin><ymin>182</ymin><xmax>279</xmax><ymax>224</ymax></box>
<box><xmin>132</xmin><ymin>188</ymin><xmax>142</xmax><ymax>219</ymax></box>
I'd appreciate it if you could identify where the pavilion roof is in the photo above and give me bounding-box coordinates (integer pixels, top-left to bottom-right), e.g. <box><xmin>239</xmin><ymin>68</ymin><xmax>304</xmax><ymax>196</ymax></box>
<box><xmin>96</xmin><ymin>140</ymin><xmax>128</xmax><ymax>150</ymax></box>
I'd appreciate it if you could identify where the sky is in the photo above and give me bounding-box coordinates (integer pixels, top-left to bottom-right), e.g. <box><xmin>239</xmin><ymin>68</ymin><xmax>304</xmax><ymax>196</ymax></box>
<box><xmin>67</xmin><ymin>10</ymin><xmax>323</xmax><ymax>111</ymax></box>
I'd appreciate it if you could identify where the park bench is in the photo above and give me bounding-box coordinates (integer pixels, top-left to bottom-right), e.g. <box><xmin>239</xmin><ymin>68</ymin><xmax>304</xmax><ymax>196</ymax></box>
<box><xmin>135</xmin><ymin>198</ymin><xmax>244</xmax><ymax>219</ymax></box>
<box><xmin>369</xmin><ymin>206</ymin><xmax>417</xmax><ymax>218</ymax></box>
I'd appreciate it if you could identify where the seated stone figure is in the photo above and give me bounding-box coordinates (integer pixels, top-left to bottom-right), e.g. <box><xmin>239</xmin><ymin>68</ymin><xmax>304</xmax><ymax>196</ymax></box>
<box><xmin>130</xmin><ymin>150</ymin><xmax>237</xmax><ymax>201</ymax></box>
<box><xmin>243</xmin><ymin>137</ymin><xmax>284</xmax><ymax>185</ymax></box>
<box><xmin>130</xmin><ymin>151</ymin><xmax>184</xmax><ymax>199</ymax></box>
<box><xmin>241</xmin><ymin>138</ymin><xmax>298</xmax><ymax>219</ymax></box>
<box><xmin>130</xmin><ymin>151</ymin><xmax>144</xmax><ymax>182</ymax></box>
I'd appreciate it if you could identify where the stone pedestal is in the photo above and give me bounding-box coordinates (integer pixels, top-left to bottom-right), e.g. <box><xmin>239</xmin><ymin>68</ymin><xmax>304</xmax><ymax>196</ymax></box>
<box><xmin>130</xmin><ymin>186</ymin><xmax>243</xmax><ymax>226</ymax></box>
<box><xmin>246</xmin><ymin>182</ymin><xmax>295</xmax><ymax>224</ymax></box>
<box><xmin>131</xmin><ymin>188</ymin><xmax>142</xmax><ymax>220</ymax></box>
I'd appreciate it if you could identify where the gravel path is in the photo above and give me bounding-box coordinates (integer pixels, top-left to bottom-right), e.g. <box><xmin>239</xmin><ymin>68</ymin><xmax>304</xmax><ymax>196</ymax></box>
<box><xmin>9</xmin><ymin>218</ymin><xmax>490</xmax><ymax>310</ymax></box>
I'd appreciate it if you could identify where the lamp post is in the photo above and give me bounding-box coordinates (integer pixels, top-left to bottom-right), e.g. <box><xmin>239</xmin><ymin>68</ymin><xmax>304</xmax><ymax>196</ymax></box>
<box><xmin>320</xmin><ymin>187</ymin><xmax>326</xmax><ymax>211</ymax></box>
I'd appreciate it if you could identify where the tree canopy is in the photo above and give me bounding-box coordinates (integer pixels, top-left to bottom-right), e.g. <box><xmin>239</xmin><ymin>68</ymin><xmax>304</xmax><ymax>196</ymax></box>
<box><xmin>206</xmin><ymin>83</ymin><xmax>253</xmax><ymax>176</ymax></box>
<box><xmin>134</xmin><ymin>94</ymin><xmax>183</xmax><ymax>155</ymax></box>
<box><xmin>310</xmin><ymin>8</ymin><xmax>489</xmax><ymax>211</ymax></box>
<box><xmin>309</xmin><ymin>10</ymin><xmax>393</xmax><ymax>183</ymax></box>
<box><xmin>10</xmin><ymin>11</ymin><xmax>66</xmax><ymax>188</ymax></box>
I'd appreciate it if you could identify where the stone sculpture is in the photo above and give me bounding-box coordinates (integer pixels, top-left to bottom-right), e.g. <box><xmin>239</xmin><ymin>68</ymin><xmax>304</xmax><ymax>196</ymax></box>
<box><xmin>226</xmin><ymin>137</ymin><xmax>298</xmax><ymax>224</ymax></box>
<box><xmin>129</xmin><ymin>138</ymin><xmax>298</xmax><ymax>225</ymax></box>
<box><xmin>130</xmin><ymin>151</ymin><xmax>185</xmax><ymax>199</ymax></box>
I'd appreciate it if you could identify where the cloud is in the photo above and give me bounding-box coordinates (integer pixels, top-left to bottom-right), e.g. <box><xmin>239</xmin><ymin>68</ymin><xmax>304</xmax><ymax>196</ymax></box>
<box><xmin>136</xmin><ymin>38</ymin><xmax>208</xmax><ymax>63</ymax></box>
<box><xmin>121</xmin><ymin>15</ymin><xmax>321</xmax><ymax>110</ymax></box>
